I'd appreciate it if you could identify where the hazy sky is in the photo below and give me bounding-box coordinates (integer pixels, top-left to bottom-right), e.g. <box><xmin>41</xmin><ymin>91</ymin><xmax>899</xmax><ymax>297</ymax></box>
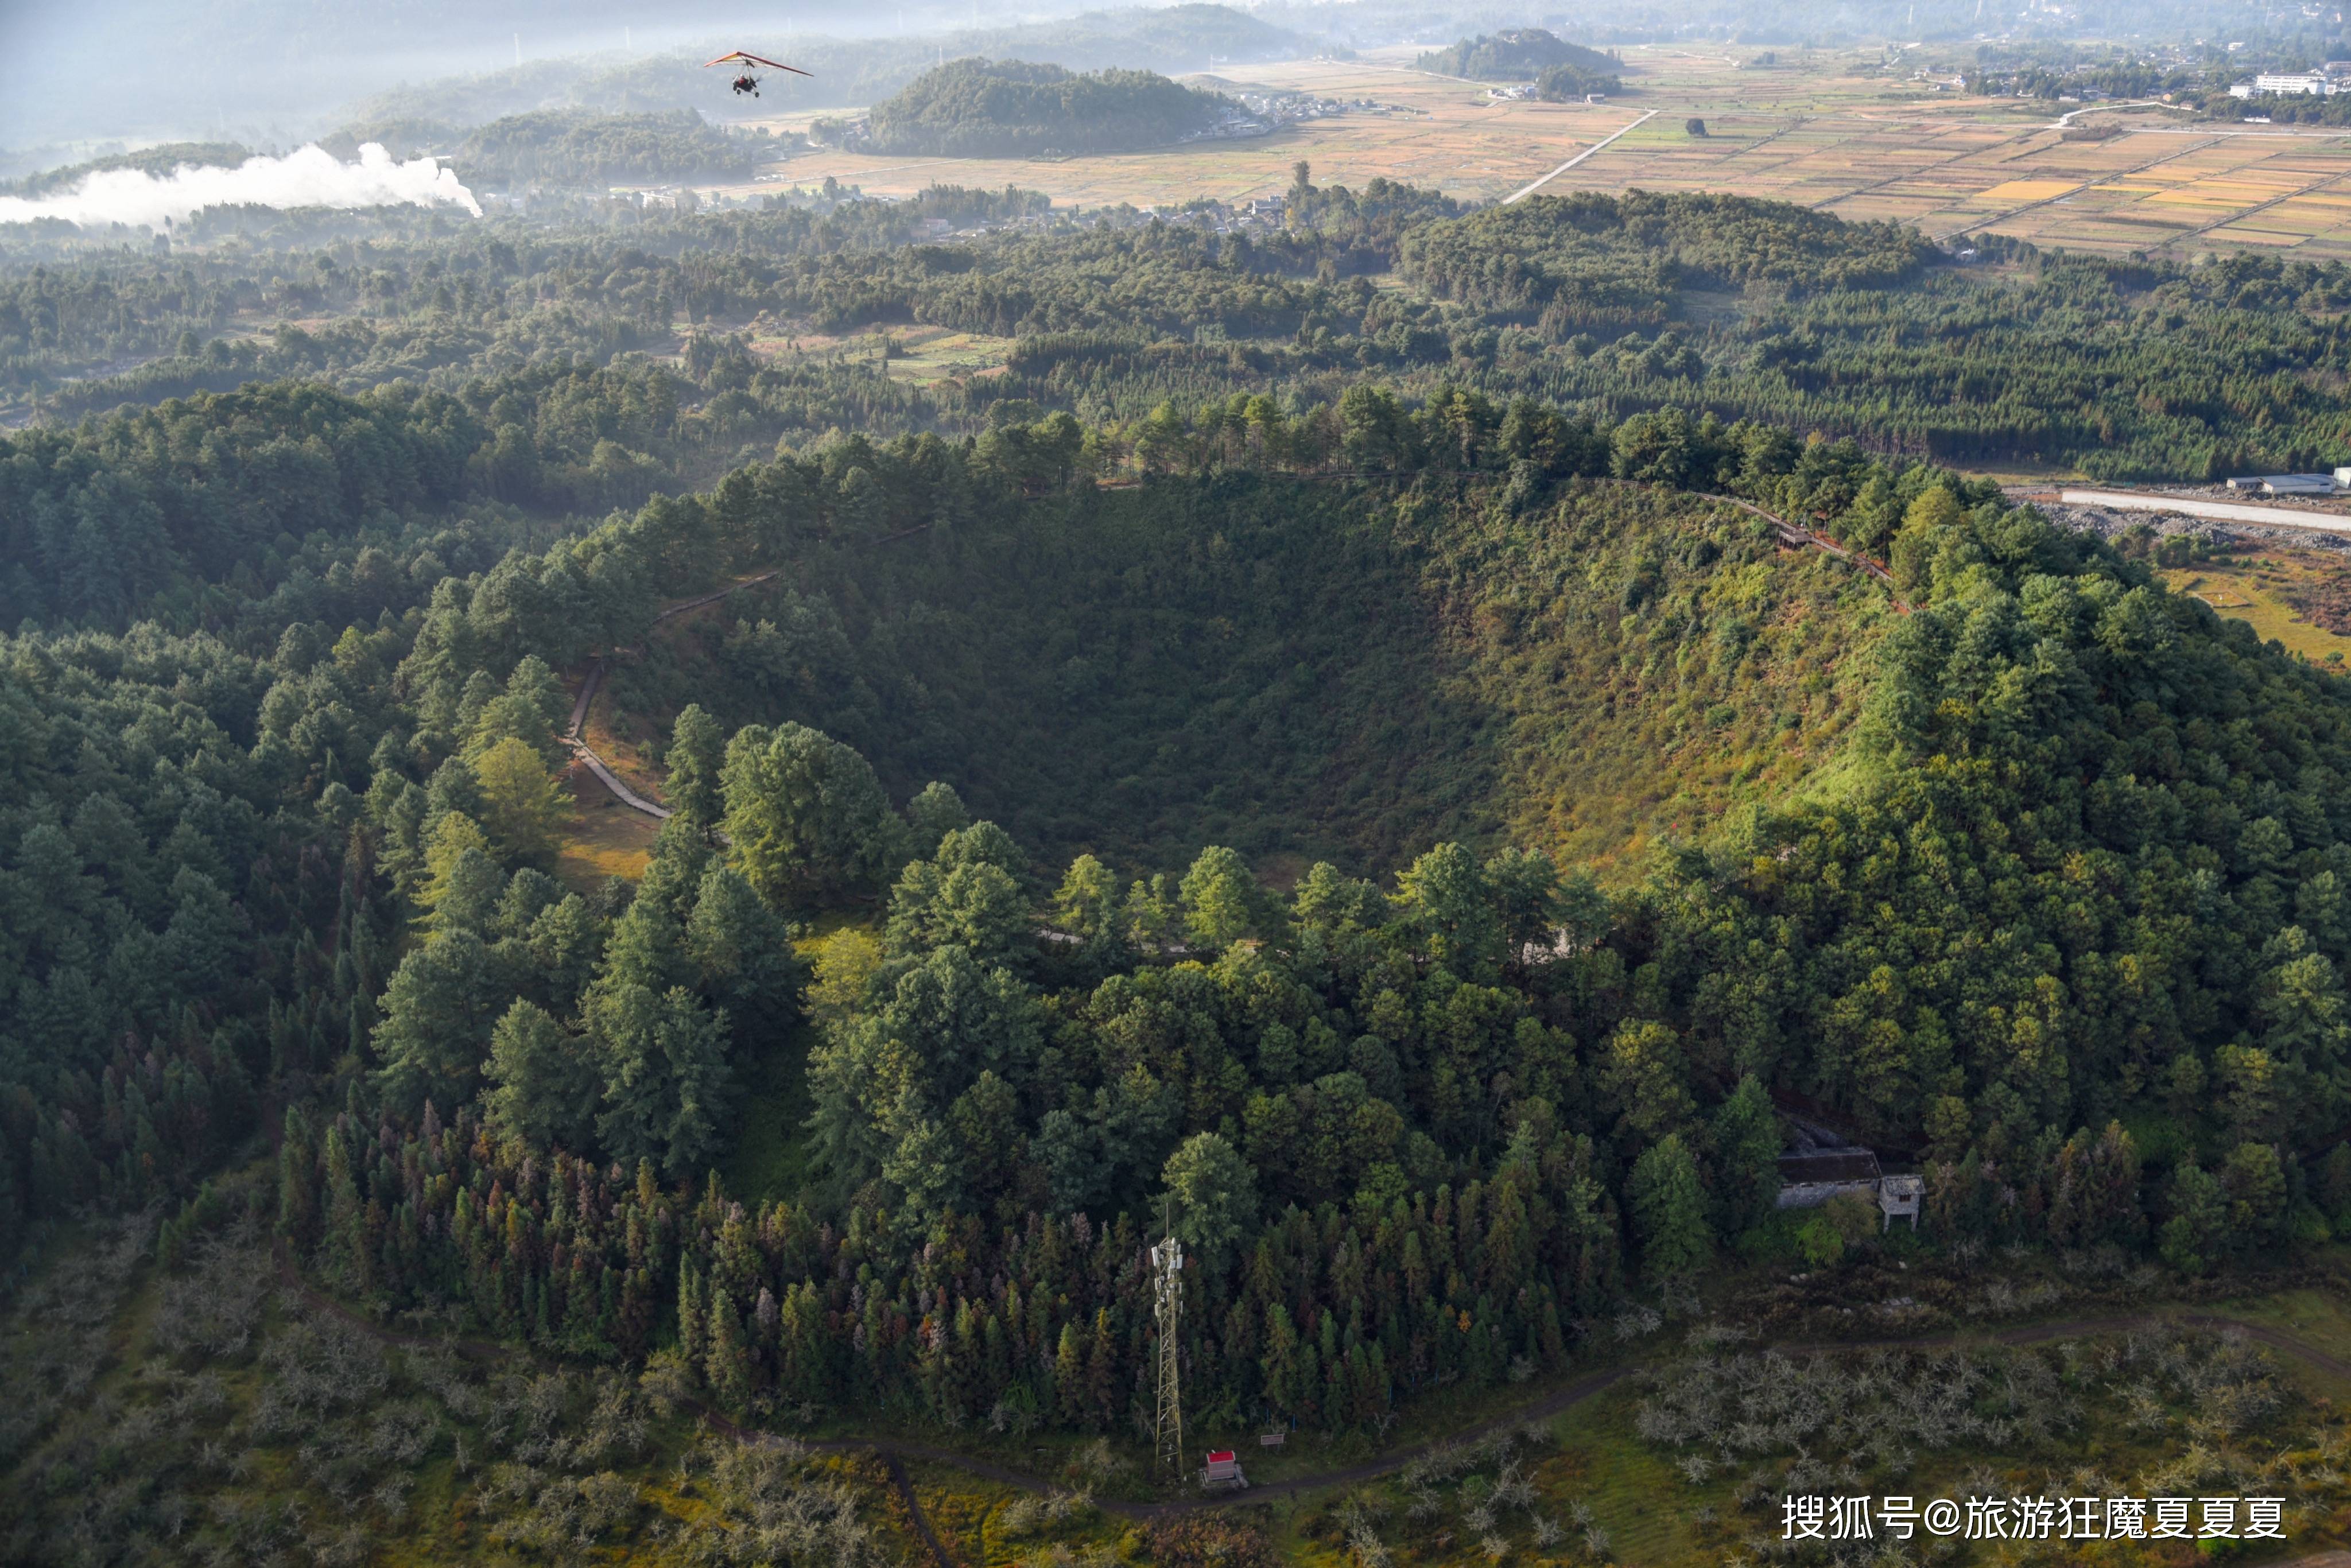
<box><xmin>0</xmin><ymin>0</ymin><xmax>2279</xmax><ymax>156</ymax></box>
<box><xmin>0</xmin><ymin>0</ymin><xmax>1068</xmax><ymax>149</ymax></box>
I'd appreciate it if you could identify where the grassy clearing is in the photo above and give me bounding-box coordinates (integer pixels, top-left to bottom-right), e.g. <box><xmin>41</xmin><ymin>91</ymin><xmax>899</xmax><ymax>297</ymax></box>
<box><xmin>756</xmin><ymin>324</ymin><xmax>1018</xmax><ymax>387</ymax></box>
<box><xmin>2212</xmin><ymin>1275</ymin><xmax>2351</xmax><ymax>1396</ymax></box>
<box><xmin>1273</xmin><ymin>1319</ymin><xmax>2351</xmax><ymax>1567</ymax></box>
<box><xmin>553</xmin><ymin>769</ymin><xmax>659</xmax><ymax>891</ymax></box>
<box><xmin>905</xmin><ymin>1454</ymin><xmax>1136</xmax><ymax>1567</ymax></box>
<box><xmin>579</xmin><ymin>690</ymin><xmax>667</xmax><ymax>799</ymax></box>
<box><xmin>2166</xmin><ymin>550</ymin><xmax>2351</xmax><ymax>670</ymax></box>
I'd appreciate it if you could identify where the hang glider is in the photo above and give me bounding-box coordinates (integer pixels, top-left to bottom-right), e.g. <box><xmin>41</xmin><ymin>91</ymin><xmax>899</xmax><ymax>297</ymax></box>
<box><xmin>704</xmin><ymin>51</ymin><xmax>811</xmax><ymax>97</ymax></box>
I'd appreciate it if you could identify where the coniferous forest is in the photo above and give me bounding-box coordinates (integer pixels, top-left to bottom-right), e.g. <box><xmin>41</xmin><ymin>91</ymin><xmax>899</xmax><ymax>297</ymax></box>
<box><xmin>4</xmin><ymin>118</ymin><xmax>2351</xmax><ymax>1568</ymax></box>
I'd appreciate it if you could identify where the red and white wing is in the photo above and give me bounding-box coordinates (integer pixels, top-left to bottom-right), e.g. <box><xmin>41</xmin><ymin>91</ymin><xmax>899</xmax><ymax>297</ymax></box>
<box><xmin>702</xmin><ymin>51</ymin><xmax>811</xmax><ymax>75</ymax></box>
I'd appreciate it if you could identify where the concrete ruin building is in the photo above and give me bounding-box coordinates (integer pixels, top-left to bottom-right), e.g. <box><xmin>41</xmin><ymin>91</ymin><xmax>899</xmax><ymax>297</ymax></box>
<box><xmin>1775</xmin><ymin>1116</ymin><xmax>1923</xmax><ymax>1230</ymax></box>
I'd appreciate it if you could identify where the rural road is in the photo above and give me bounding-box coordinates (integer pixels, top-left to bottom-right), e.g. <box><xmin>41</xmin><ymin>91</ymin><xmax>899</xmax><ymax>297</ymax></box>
<box><xmin>1505</xmin><ymin>109</ymin><xmax>1660</xmax><ymax>203</ymax></box>
<box><xmin>2051</xmin><ymin>488</ymin><xmax>2351</xmax><ymax>539</ymax></box>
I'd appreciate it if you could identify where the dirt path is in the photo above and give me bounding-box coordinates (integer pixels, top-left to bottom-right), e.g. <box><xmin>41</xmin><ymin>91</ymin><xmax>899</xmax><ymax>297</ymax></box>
<box><xmin>564</xmin><ymin>534</ymin><xmax>919</xmax><ymax>822</ymax></box>
<box><xmin>882</xmin><ymin>1450</ymin><xmax>959</xmax><ymax>1567</ymax></box>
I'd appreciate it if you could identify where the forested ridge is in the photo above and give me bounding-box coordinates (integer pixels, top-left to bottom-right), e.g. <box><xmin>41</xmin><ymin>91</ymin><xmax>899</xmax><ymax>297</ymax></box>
<box><xmin>445</xmin><ymin>110</ymin><xmax>769</xmax><ymax>190</ymax></box>
<box><xmin>245</xmin><ymin>401</ymin><xmax>2351</xmax><ymax>1450</ymax></box>
<box><xmin>16</xmin><ymin>184</ymin><xmax>2351</xmax><ymax>478</ymax></box>
<box><xmin>7</xmin><ymin>164</ymin><xmax>2351</xmax><ymax>1563</ymax></box>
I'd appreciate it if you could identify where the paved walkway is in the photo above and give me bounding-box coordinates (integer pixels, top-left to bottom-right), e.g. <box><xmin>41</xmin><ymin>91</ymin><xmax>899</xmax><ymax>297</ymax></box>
<box><xmin>561</xmin><ymin>570</ymin><xmax>782</xmax><ymax>821</ymax></box>
<box><xmin>1505</xmin><ymin>110</ymin><xmax>1660</xmax><ymax>204</ymax></box>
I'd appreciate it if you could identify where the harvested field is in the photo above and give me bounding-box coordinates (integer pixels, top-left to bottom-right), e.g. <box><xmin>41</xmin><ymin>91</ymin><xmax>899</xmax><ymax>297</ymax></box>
<box><xmin>672</xmin><ymin>45</ymin><xmax>2351</xmax><ymax>257</ymax></box>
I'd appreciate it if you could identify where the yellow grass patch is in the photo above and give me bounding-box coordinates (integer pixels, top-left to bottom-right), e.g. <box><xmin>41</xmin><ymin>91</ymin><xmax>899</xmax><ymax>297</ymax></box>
<box><xmin>2163</xmin><ymin>554</ymin><xmax>2351</xmax><ymax>670</ymax></box>
<box><xmin>554</xmin><ymin>769</ymin><xmax>658</xmax><ymax>891</ymax></box>
<box><xmin>1977</xmin><ymin>178</ymin><xmax>2078</xmax><ymax>200</ymax></box>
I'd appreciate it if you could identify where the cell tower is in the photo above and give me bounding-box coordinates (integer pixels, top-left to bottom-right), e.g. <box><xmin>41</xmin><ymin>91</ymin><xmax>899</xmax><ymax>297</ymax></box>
<box><xmin>1149</xmin><ymin>1205</ymin><xmax>1184</xmax><ymax>1482</ymax></box>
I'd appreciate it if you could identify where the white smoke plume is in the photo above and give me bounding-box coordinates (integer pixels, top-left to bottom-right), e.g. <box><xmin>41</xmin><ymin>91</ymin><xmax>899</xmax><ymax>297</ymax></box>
<box><xmin>0</xmin><ymin>143</ymin><xmax>482</xmax><ymax>230</ymax></box>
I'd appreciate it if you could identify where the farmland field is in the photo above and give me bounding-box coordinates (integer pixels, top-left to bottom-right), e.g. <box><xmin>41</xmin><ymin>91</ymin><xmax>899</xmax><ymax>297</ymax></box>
<box><xmin>711</xmin><ymin>45</ymin><xmax>2351</xmax><ymax>257</ymax></box>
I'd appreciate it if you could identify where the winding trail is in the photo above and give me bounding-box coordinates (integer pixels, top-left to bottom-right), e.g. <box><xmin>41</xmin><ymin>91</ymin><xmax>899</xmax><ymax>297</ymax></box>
<box><xmin>564</xmin><ymin>517</ymin><xmax>934</xmax><ymax>820</ymax></box>
<box><xmin>562</xmin><ymin>570</ymin><xmax>782</xmax><ymax>821</ymax></box>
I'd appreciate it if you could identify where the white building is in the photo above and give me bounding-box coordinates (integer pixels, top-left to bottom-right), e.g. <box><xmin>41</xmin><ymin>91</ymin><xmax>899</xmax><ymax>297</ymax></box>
<box><xmin>2225</xmin><ymin>473</ymin><xmax>2340</xmax><ymax>495</ymax></box>
<box><xmin>2232</xmin><ymin>71</ymin><xmax>2333</xmax><ymax>96</ymax></box>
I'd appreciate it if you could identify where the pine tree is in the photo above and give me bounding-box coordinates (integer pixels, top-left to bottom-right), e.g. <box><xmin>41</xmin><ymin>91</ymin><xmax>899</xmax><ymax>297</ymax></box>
<box><xmin>319</xmin><ymin>1124</ymin><xmax>367</xmax><ymax>1290</ymax></box>
<box><xmin>1392</xmin><ymin>843</ymin><xmax>1505</xmax><ymax>979</ymax></box>
<box><xmin>1708</xmin><ymin>1075</ymin><xmax>1782</xmax><ymax>1236</ymax></box>
<box><xmin>1053</xmin><ymin>1320</ymin><xmax>1087</xmax><ymax>1425</ymax></box>
<box><xmin>1086</xmin><ymin>1308</ymin><xmax>1119</xmax><ymax>1431</ymax></box>
<box><xmin>666</xmin><ymin>705</ymin><xmax>726</xmax><ymax>830</ymax></box>
<box><xmin>685</xmin><ymin>864</ymin><xmax>804</xmax><ymax>1034</ymax></box>
<box><xmin>720</xmin><ymin>721</ymin><xmax>898</xmax><ymax>905</ymax></box>
<box><xmin>373</xmin><ymin>930</ymin><xmax>507</xmax><ymax>1116</ymax></box>
<box><xmin>707</xmin><ymin>1293</ymin><xmax>752</xmax><ymax>1413</ymax></box>
<box><xmin>678</xmin><ymin>1265</ymin><xmax>707</xmax><ymax>1367</ymax></box>
<box><xmin>1628</xmin><ymin>1134</ymin><xmax>1712</xmax><ymax>1283</ymax></box>
<box><xmin>473</xmin><ymin>736</ymin><xmax>569</xmax><ymax>865</ymax></box>
<box><xmin>1179</xmin><ymin>846</ymin><xmax>1261</xmax><ymax>950</ymax></box>
<box><xmin>2160</xmin><ymin>1162</ymin><xmax>2231</xmax><ymax>1275</ymax></box>
<box><xmin>277</xmin><ymin>1104</ymin><xmax>320</xmax><ymax>1249</ymax></box>
<box><xmin>1162</xmin><ymin>1131</ymin><xmax>1257</xmax><ymax>1271</ymax></box>
<box><xmin>592</xmin><ymin>984</ymin><xmax>732</xmax><ymax>1182</ymax></box>
<box><xmin>904</xmin><ymin>781</ymin><xmax>970</xmax><ymax>856</ymax></box>
<box><xmin>483</xmin><ymin>1000</ymin><xmax>599</xmax><ymax>1151</ymax></box>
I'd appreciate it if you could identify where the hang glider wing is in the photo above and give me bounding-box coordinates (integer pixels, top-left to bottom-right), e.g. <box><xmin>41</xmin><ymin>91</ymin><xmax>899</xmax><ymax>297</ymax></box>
<box><xmin>702</xmin><ymin>51</ymin><xmax>811</xmax><ymax>76</ymax></box>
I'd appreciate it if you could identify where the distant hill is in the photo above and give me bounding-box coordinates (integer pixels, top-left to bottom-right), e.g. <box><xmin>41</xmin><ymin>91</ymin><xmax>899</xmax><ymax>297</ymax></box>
<box><xmin>3</xmin><ymin>143</ymin><xmax>253</xmax><ymax>198</ymax></box>
<box><xmin>322</xmin><ymin>110</ymin><xmax>763</xmax><ymax>189</ymax></box>
<box><xmin>865</xmin><ymin>59</ymin><xmax>1230</xmax><ymax>158</ymax></box>
<box><xmin>455</xmin><ymin>110</ymin><xmax>764</xmax><ymax>189</ymax></box>
<box><xmin>1415</xmin><ymin>28</ymin><xmax>1623</xmax><ymax>83</ymax></box>
<box><xmin>339</xmin><ymin>5</ymin><xmax>1306</xmax><ymax>130</ymax></box>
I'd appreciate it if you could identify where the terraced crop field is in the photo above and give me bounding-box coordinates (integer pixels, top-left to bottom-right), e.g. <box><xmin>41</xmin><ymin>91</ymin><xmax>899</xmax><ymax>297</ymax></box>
<box><xmin>703</xmin><ymin>44</ymin><xmax>2351</xmax><ymax>258</ymax></box>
